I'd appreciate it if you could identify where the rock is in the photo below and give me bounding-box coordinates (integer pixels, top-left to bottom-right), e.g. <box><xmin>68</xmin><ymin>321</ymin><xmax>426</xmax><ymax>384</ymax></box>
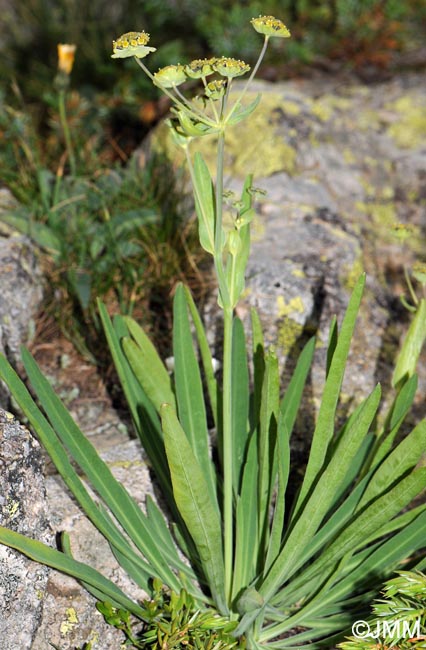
<box><xmin>0</xmin><ymin>409</ymin><xmax>51</xmax><ymax>650</ymax></box>
<box><xmin>32</xmin><ymin>439</ymin><xmax>154</xmax><ymax>650</ymax></box>
<box><xmin>0</xmin><ymin>189</ymin><xmax>44</xmax><ymax>408</ymax></box>
<box><xmin>190</xmin><ymin>72</ymin><xmax>426</xmax><ymax>411</ymax></box>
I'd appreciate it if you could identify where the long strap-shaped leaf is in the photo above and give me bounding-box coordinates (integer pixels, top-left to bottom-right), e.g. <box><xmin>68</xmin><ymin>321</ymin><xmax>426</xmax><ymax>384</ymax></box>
<box><xmin>123</xmin><ymin>317</ymin><xmax>176</xmax><ymax>412</ymax></box>
<box><xmin>20</xmin><ymin>348</ymin><xmax>185</xmax><ymax>590</ymax></box>
<box><xmin>231</xmin><ymin>316</ymin><xmax>250</xmax><ymax>495</ymax></box>
<box><xmin>265</xmin><ymin>336</ymin><xmax>316</xmax><ymax>570</ymax></box>
<box><xmin>293</xmin><ymin>273</ymin><xmax>365</xmax><ymax>516</ymax></box>
<box><xmin>173</xmin><ymin>284</ymin><xmax>217</xmax><ymax>505</ymax></box>
<box><xmin>263</xmin><ymin>384</ymin><xmax>381</xmax><ymax>595</ymax></box>
<box><xmin>183</xmin><ymin>285</ymin><xmax>218</xmax><ymax>427</ymax></box>
<box><xmin>98</xmin><ymin>302</ymin><xmax>173</xmax><ymax>503</ymax></box>
<box><xmin>160</xmin><ymin>403</ymin><xmax>227</xmax><ymax>615</ymax></box>
<box><xmin>0</xmin><ymin>353</ymin><xmax>158</xmax><ymax>586</ymax></box>
<box><xmin>0</xmin><ymin>526</ymin><xmax>146</xmax><ymax>618</ymax></box>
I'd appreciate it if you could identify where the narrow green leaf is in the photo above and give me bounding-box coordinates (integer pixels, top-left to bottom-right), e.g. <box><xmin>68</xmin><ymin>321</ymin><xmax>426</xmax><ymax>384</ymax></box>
<box><xmin>356</xmin><ymin>418</ymin><xmax>426</xmax><ymax>511</ymax></box>
<box><xmin>258</xmin><ymin>348</ymin><xmax>280</xmax><ymax>554</ymax></box>
<box><xmin>260</xmin><ymin>383</ymin><xmax>381</xmax><ymax>601</ymax></box>
<box><xmin>123</xmin><ymin>317</ymin><xmax>176</xmax><ymax>411</ymax></box>
<box><xmin>288</xmin><ymin>468</ymin><xmax>426</xmax><ymax>598</ymax></box>
<box><xmin>226</xmin><ymin>94</ymin><xmax>261</xmax><ymax>126</ymax></box>
<box><xmin>20</xmin><ymin>349</ymin><xmax>182</xmax><ymax>591</ymax></box>
<box><xmin>232</xmin><ymin>432</ymin><xmax>259</xmax><ymax>599</ymax></box>
<box><xmin>193</xmin><ymin>152</ymin><xmax>215</xmax><ymax>254</ymax></box>
<box><xmin>183</xmin><ymin>285</ymin><xmax>218</xmax><ymax>427</ymax></box>
<box><xmin>326</xmin><ymin>315</ymin><xmax>338</xmax><ymax>378</ymax></box>
<box><xmin>392</xmin><ymin>297</ymin><xmax>426</xmax><ymax>387</ymax></box>
<box><xmin>370</xmin><ymin>373</ymin><xmax>418</xmax><ymax>467</ymax></box>
<box><xmin>294</xmin><ymin>274</ymin><xmax>366</xmax><ymax>514</ymax></box>
<box><xmin>173</xmin><ymin>284</ymin><xmax>217</xmax><ymax>502</ymax></box>
<box><xmin>0</xmin><ymin>526</ymin><xmax>146</xmax><ymax>618</ymax></box>
<box><xmin>98</xmin><ymin>303</ymin><xmax>173</xmax><ymax>504</ymax></box>
<box><xmin>231</xmin><ymin>317</ymin><xmax>250</xmax><ymax>494</ymax></box>
<box><xmin>0</xmin><ymin>353</ymin><xmax>157</xmax><ymax>588</ymax></box>
<box><xmin>264</xmin><ymin>415</ymin><xmax>290</xmax><ymax>572</ymax></box>
<box><xmin>251</xmin><ymin>307</ymin><xmax>265</xmax><ymax>433</ymax></box>
<box><xmin>160</xmin><ymin>403</ymin><xmax>227</xmax><ymax>614</ymax></box>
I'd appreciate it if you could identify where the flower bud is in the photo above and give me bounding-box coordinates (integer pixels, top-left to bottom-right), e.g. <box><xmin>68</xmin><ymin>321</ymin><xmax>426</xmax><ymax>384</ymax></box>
<box><xmin>57</xmin><ymin>44</ymin><xmax>76</xmax><ymax>75</ymax></box>
<box><xmin>251</xmin><ymin>15</ymin><xmax>291</xmax><ymax>38</ymax></box>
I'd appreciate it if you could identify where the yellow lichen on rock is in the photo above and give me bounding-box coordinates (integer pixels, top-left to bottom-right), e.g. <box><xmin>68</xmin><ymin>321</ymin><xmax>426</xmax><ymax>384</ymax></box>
<box><xmin>386</xmin><ymin>96</ymin><xmax>426</xmax><ymax>149</ymax></box>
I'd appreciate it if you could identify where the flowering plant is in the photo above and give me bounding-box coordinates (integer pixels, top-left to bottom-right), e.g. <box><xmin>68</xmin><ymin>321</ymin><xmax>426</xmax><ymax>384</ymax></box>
<box><xmin>1</xmin><ymin>16</ymin><xmax>426</xmax><ymax>650</ymax></box>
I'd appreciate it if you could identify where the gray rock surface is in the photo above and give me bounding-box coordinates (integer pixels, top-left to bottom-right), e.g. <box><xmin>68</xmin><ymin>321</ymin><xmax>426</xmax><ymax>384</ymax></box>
<box><xmin>32</xmin><ymin>439</ymin><xmax>153</xmax><ymax>650</ymax></box>
<box><xmin>0</xmin><ymin>409</ymin><xmax>51</xmax><ymax>649</ymax></box>
<box><xmin>0</xmin><ymin>189</ymin><xmax>44</xmax><ymax>408</ymax></box>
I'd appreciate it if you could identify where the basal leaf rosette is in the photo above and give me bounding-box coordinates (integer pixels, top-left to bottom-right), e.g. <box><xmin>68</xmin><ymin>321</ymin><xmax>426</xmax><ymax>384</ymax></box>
<box><xmin>251</xmin><ymin>15</ymin><xmax>291</xmax><ymax>38</ymax></box>
<box><xmin>112</xmin><ymin>31</ymin><xmax>156</xmax><ymax>59</ymax></box>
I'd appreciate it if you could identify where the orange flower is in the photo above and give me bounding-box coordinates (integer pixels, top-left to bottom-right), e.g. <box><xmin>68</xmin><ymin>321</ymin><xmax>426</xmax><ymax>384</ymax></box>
<box><xmin>57</xmin><ymin>44</ymin><xmax>77</xmax><ymax>75</ymax></box>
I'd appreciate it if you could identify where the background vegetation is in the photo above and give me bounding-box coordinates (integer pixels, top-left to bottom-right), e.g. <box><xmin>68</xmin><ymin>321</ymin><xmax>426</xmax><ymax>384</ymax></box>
<box><xmin>0</xmin><ymin>0</ymin><xmax>424</xmax><ymax>358</ymax></box>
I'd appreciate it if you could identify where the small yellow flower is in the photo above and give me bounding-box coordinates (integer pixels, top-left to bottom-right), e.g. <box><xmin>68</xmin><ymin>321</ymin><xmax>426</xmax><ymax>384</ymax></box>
<box><xmin>57</xmin><ymin>44</ymin><xmax>76</xmax><ymax>75</ymax></box>
<box><xmin>112</xmin><ymin>31</ymin><xmax>156</xmax><ymax>59</ymax></box>
<box><xmin>153</xmin><ymin>64</ymin><xmax>187</xmax><ymax>88</ymax></box>
<box><xmin>213</xmin><ymin>57</ymin><xmax>250</xmax><ymax>79</ymax></box>
<box><xmin>205</xmin><ymin>79</ymin><xmax>227</xmax><ymax>101</ymax></box>
<box><xmin>185</xmin><ymin>58</ymin><xmax>218</xmax><ymax>79</ymax></box>
<box><xmin>251</xmin><ymin>15</ymin><xmax>291</xmax><ymax>38</ymax></box>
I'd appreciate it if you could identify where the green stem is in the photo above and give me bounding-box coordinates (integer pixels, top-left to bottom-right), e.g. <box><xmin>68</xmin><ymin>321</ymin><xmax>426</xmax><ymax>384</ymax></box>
<box><xmin>225</xmin><ymin>36</ymin><xmax>269</xmax><ymax>124</ymax></box>
<box><xmin>58</xmin><ymin>90</ymin><xmax>76</xmax><ymax>176</ymax></box>
<box><xmin>134</xmin><ymin>57</ymin><xmax>216</xmax><ymax>128</ymax></box>
<box><xmin>222</xmin><ymin>304</ymin><xmax>234</xmax><ymax>603</ymax></box>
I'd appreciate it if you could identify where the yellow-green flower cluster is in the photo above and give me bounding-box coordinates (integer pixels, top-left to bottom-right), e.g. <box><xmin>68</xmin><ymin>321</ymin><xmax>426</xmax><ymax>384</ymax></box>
<box><xmin>251</xmin><ymin>15</ymin><xmax>291</xmax><ymax>38</ymax></box>
<box><xmin>154</xmin><ymin>65</ymin><xmax>186</xmax><ymax>88</ymax></box>
<box><xmin>111</xmin><ymin>31</ymin><xmax>156</xmax><ymax>59</ymax></box>
<box><xmin>185</xmin><ymin>58</ymin><xmax>218</xmax><ymax>79</ymax></box>
<box><xmin>205</xmin><ymin>79</ymin><xmax>227</xmax><ymax>100</ymax></box>
<box><xmin>213</xmin><ymin>57</ymin><xmax>250</xmax><ymax>78</ymax></box>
